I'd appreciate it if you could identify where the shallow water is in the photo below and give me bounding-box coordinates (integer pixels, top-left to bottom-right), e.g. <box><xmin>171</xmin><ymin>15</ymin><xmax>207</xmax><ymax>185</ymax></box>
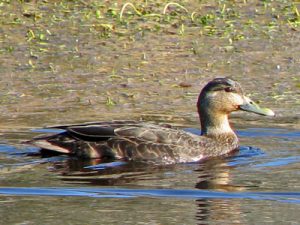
<box><xmin>0</xmin><ymin>0</ymin><xmax>300</xmax><ymax>224</ymax></box>
<box><xmin>0</xmin><ymin>127</ymin><xmax>299</xmax><ymax>224</ymax></box>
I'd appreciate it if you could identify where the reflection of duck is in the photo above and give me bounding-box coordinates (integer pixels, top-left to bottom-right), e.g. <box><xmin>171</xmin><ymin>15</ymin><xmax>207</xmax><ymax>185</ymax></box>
<box><xmin>26</xmin><ymin>78</ymin><xmax>274</xmax><ymax>163</ymax></box>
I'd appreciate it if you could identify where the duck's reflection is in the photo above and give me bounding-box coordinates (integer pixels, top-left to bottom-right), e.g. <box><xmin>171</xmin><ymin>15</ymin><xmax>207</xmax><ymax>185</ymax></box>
<box><xmin>194</xmin><ymin>158</ymin><xmax>245</xmax><ymax>225</ymax></box>
<box><xmin>46</xmin><ymin>153</ymin><xmax>246</xmax><ymax>191</ymax></box>
<box><xmin>196</xmin><ymin>198</ymin><xmax>244</xmax><ymax>225</ymax></box>
<box><xmin>195</xmin><ymin>157</ymin><xmax>246</xmax><ymax>191</ymax></box>
<box><xmin>46</xmin><ymin>154</ymin><xmax>246</xmax><ymax>224</ymax></box>
<box><xmin>49</xmin><ymin>157</ymin><xmax>178</xmax><ymax>186</ymax></box>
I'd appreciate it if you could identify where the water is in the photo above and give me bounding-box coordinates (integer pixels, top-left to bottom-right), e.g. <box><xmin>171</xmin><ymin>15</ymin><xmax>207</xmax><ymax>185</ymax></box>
<box><xmin>0</xmin><ymin>127</ymin><xmax>299</xmax><ymax>224</ymax></box>
<box><xmin>0</xmin><ymin>0</ymin><xmax>300</xmax><ymax>224</ymax></box>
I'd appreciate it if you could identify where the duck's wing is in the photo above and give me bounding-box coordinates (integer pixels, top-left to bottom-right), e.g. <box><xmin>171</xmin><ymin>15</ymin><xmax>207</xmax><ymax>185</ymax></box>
<box><xmin>29</xmin><ymin>121</ymin><xmax>205</xmax><ymax>163</ymax></box>
<box><xmin>58</xmin><ymin>121</ymin><xmax>198</xmax><ymax>145</ymax></box>
<box><xmin>110</xmin><ymin>125</ymin><xmax>205</xmax><ymax>163</ymax></box>
<box><xmin>48</xmin><ymin>120</ymin><xmax>159</xmax><ymax>141</ymax></box>
<box><xmin>27</xmin><ymin>120</ymin><xmax>139</xmax><ymax>155</ymax></box>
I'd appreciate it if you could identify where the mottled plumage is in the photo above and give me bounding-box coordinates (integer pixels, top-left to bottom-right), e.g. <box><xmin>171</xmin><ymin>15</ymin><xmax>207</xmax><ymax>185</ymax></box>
<box><xmin>26</xmin><ymin>78</ymin><xmax>274</xmax><ymax>164</ymax></box>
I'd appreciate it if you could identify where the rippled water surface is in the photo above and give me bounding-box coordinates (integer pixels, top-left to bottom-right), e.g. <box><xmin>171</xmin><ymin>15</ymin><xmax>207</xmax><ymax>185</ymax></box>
<box><xmin>0</xmin><ymin>0</ymin><xmax>300</xmax><ymax>224</ymax></box>
<box><xmin>0</xmin><ymin>127</ymin><xmax>299</xmax><ymax>224</ymax></box>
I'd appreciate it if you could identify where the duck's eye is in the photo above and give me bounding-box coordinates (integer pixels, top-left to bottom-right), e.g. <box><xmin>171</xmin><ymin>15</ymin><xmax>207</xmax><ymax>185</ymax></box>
<box><xmin>224</xmin><ymin>87</ymin><xmax>234</xmax><ymax>92</ymax></box>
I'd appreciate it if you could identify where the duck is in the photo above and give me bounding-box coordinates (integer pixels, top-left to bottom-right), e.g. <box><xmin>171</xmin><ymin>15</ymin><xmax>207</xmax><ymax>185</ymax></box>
<box><xmin>26</xmin><ymin>78</ymin><xmax>274</xmax><ymax>164</ymax></box>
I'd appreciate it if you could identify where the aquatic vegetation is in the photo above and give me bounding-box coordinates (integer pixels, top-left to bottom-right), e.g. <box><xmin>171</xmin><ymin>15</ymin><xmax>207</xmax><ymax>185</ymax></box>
<box><xmin>106</xmin><ymin>96</ymin><xmax>116</xmax><ymax>106</ymax></box>
<box><xmin>119</xmin><ymin>2</ymin><xmax>142</xmax><ymax>21</ymax></box>
<box><xmin>1</xmin><ymin>1</ymin><xmax>298</xmax><ymax>47</ymax></box>
<box><xmin>0</xmin><ymin>0</ymin><xmax>298</xmax><ymax>124</ymax></box>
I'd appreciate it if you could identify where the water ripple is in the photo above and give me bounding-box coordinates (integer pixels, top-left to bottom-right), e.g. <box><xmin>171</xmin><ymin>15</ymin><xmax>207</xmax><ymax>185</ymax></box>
<box><xmin>0</xmin><ymin>187</ymin><xmax>299</xmax><ymax>204</ymax></box>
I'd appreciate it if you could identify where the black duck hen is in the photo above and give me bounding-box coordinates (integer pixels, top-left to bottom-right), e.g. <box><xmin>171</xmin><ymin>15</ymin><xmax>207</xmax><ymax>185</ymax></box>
<box><xmin>26</xmin><ymin>78</ymin><xmax>274</xmax><ymax>164</ymax></box>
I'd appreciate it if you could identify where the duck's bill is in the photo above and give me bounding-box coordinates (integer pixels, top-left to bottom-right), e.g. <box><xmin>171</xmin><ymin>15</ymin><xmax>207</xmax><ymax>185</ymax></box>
<box><xmin>239</xmin><ymin>97</ymin><xmax>275</xmax><ymax>116</ymax></box>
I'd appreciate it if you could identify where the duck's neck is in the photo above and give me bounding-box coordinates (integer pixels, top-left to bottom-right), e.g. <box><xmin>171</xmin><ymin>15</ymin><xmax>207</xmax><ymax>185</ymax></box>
<box><xmin>199</xmin><ymin>111</ymin><xmax>235</xmax><ymax>136</ymax></box>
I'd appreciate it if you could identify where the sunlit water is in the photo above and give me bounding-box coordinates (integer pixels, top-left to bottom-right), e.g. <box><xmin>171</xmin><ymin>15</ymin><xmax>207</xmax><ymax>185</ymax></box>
<box><xmin>0</xmin><ymin>127</ymin><xmax>299</xmax><ymax>225</ymax></box>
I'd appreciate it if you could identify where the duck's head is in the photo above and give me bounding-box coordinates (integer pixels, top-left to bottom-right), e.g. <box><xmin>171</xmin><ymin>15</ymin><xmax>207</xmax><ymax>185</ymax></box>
<box><xmin>197</xmin><ymin>78</ymin><xmax>274</xmax><ymax>135</ymax></box>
